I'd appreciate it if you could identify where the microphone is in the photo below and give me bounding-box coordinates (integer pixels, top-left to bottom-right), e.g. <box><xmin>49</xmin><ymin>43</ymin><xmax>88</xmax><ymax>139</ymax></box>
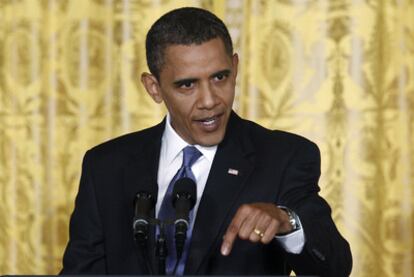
<box><xmin>133</xmin><ymin>190</ymin><xmax>156</xmax><ymax>245</ymax></box>
<box><xmin>172</xmin><ymin>177</ymin><xmax>197</xmax><ymax>259</ymax></box>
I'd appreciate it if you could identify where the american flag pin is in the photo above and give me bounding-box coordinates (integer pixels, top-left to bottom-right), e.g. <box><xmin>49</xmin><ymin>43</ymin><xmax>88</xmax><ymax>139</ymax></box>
<box><xmin>228</xmin><ymin>168</ymin><xmax>239</xmax><ymax>176</ymax></box>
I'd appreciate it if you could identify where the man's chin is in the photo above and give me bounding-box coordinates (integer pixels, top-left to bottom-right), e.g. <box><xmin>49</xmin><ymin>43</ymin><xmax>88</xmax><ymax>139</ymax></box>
<box><xmin>194</xmin><ymin>133</ymin><xmax>225</xmax><ymax>147</ymax></box>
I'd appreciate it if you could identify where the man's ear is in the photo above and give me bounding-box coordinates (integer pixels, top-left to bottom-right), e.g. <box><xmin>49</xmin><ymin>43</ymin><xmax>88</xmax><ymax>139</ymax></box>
<box><xmin>232</xmin><ymin>53</ymin><xmax>239</xmax><ymax>79</ymax></box>
<box><xmin>141</xmin><ymin>72</ymin><xmax>163</xmax><ymax>103</ymax></box>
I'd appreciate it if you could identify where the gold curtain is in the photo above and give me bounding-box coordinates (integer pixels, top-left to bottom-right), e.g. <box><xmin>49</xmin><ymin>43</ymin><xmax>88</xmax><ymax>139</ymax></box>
<box><xmin>0</xmin><ymin>0</ymin><xmax>413</xmax><ymax>276</ymax></box>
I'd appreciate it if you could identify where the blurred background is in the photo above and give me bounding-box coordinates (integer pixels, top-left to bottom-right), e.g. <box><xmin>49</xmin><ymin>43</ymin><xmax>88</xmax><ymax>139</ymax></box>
<box><xmin>0</xmin><ymin>0</ymin><xmax>413</xmax><ymax>276</ymax></box>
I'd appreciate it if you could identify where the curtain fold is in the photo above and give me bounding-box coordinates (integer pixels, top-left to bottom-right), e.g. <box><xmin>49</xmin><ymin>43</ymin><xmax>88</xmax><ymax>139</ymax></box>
<box><xmin>0</xmin><ymin>0</ymin><xmax>413</xmax><ymax>276</ymax></box>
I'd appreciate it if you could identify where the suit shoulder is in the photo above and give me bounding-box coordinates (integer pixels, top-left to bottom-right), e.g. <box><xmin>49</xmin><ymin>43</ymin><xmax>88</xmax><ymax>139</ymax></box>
<box><xmin>242</xmin><ymin>118</ymin><xmax>319</xmax><ymax>152</ymax></box>
<box><xmin>86</xmin><ymin>122</ymin><xmax>163</xmax><ymax>159</ymax></box>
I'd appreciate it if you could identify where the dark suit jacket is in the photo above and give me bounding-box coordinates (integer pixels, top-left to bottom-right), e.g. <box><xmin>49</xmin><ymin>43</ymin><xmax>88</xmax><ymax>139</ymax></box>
<box><xmin>61</xmin><ymin>112</ymin><xmax>352</xmax><ymax>276</ymax></box>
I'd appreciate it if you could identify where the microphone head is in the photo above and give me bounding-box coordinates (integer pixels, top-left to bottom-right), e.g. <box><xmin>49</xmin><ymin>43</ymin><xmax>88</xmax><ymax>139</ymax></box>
<box><xmin>134</xmin><ymin>191</ymin><xmax>156</xmax><ymax>206</ymax></box>
<box><xmin>172</xmin><ymin>177</ymin><xmax>197</xmax><ymax>209</ymax></box>
<box><xmin>133</xmin><ymin>180</ymin><xmax>157</xmax><ymax>218</ymax></box>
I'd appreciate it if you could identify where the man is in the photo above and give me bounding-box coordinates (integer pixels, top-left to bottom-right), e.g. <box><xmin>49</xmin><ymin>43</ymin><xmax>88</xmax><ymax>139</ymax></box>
<box><xmin>61</xmin><ymin>7</ymin><xmax>352</xmax><ymax>276</ymax></box>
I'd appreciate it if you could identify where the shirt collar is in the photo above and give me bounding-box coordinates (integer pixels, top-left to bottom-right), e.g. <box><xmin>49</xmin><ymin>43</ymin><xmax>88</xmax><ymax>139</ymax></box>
<box><xmin>162</xmin><ymin>114</ymin><xmax>217</xmax><ymax>165</ymax></box>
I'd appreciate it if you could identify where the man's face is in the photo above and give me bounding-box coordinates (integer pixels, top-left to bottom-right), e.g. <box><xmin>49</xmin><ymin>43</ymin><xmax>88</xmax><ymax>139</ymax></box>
<box><xmin>142</xmin><ymin>38</ymin><xmax>238</xmax><ymax>146</ymax></box>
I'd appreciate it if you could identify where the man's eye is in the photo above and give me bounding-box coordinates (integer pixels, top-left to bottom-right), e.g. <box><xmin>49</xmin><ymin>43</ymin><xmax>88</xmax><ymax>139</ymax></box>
<box><xmin>214</xmin><ymin>73</ymin><xmax>227</xmax><ymax>81</ymax></box>
<box><xmin>179</xmin><ymin>81</ymin><xmax>194</xmax><ymax>89</ymax></box>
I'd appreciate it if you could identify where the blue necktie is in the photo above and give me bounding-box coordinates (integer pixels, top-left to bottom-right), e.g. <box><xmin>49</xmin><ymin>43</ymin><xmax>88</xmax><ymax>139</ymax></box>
<box><xmin>158</xmin><ymin>146</ymin><xmax>202</xmax><ymax>275</ymax></box>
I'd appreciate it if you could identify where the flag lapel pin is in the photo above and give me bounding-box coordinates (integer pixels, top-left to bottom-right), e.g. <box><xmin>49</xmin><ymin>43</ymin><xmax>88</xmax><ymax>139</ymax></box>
<box><xmin>228</xmin><ymin>168</ymin><xmax>239</xmax><ymax>176</ymax></box>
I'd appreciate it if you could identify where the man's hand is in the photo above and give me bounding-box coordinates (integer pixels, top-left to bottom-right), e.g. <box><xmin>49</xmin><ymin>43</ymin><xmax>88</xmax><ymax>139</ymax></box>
<box><xmin>220</xmin><ymin>203</ymin><xmax>293</xmax><ymax>256</ymax></box>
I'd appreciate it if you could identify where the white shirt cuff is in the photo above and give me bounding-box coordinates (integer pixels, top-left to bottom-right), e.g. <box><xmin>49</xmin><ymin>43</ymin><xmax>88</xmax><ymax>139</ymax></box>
<box><xmin>275</xmin><ymin>217</ymin><xmax>305</xmax><ymax>254</ymax></box>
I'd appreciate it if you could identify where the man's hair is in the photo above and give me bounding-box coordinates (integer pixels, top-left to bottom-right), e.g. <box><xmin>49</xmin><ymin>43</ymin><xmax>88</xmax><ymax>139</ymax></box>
<box><xmin>145</xmin><ymin>7</ymin><xmax>233</xmax><ymax>80</ymax></box>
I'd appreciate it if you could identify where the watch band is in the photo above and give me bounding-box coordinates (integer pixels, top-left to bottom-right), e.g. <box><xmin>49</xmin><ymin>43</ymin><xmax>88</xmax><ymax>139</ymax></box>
<box><xmin>277</xmin><ymin>205</ymin><xmax>301</xmax><ymax>233</ymax></box>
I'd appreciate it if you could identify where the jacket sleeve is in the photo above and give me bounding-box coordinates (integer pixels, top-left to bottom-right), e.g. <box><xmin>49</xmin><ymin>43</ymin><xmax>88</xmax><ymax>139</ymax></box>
<box><xmin>277</xmin><ymin>140</ymin><xmax>352</xmax><ymax>277</ymax></box>
<box><xmin>60</xmin><ymin>151</ymin><xmax>106</xmax><ymax>274</ymax></box>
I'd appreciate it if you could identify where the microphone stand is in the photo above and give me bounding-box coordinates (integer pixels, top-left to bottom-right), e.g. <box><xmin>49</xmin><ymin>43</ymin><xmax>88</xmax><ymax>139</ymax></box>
<box><xmin>134</xmin><ymin>217</ymin><xmax>176</xmax><ymax>275</ymax></box>
<box><xmin>155</xmin><ymin>221</ymin><xmax>168</xmax><ymax>275</ymax></box>
<box><xmin>133</xmin><ymin>219</ymin><xmax>154</xmax><ymax>275</ymax></box>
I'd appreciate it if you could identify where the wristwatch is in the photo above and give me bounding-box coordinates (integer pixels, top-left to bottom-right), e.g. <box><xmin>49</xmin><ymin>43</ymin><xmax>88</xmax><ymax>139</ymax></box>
<box><xmin>277</xmin><ymin>206</ymin><xmax>301</xmax><ymax>234</ymax></box>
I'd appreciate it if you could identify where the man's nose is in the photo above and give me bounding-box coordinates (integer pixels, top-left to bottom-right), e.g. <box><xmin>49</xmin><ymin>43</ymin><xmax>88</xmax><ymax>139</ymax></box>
<box><xmin>197</xmin><ymin>83</ymin><xmax>218</xmax><ymax>109</ymax></box>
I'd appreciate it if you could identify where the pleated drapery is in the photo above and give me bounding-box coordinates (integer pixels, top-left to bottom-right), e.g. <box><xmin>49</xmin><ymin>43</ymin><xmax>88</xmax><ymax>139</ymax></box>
<box><xmin>0</xmin><ymin>1</ymin><xmax>413</xmax><ymax>276</ymax></box>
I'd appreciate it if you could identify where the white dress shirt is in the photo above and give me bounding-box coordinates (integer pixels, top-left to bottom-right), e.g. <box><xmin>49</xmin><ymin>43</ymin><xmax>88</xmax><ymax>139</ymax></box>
<box><xmin>156</xmin><ymin>114</ymin><xmax>217</xmax><ymax>222</ymax></box>
<box><xmin>156</xmin><ymin>114</ymin><xmax>305</xmax><ymax>254</ymax></box>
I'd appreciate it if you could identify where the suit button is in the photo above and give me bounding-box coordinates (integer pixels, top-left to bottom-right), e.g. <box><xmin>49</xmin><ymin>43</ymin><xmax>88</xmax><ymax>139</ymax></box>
<box><xmin>312</xmin><ymin>248</ymin><xmax>326</xmax><ymax>261</ymax></box>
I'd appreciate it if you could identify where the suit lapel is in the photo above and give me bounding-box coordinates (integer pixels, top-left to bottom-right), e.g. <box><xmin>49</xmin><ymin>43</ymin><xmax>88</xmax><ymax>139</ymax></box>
<box><xmin>122</xmin><ymin>120</ymin><xmax>164</xmax><ymax>210</ymax></box>
<box><xmin>185</xmin><ymin>113</ymin><xmax>255</xmax><ymax>274</ymax></box>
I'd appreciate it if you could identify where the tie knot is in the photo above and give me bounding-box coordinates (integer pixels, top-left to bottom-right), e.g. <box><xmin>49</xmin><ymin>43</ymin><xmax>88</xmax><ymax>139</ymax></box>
<box><xmin>182</xmin><ymin>146</ymin><xmax>202</xmax><ymax>168</ymax></box>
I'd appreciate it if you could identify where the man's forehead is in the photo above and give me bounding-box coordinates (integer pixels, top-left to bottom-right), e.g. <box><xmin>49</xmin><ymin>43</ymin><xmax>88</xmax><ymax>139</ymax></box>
<box><xmin>159</xmin><ymin>39</ymin><xmax>232</xmax><ymax>79</ymax></box>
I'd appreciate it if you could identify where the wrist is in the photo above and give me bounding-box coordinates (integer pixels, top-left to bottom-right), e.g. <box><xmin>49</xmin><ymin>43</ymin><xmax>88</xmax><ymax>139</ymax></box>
<box><xmin>277</xmin><ymin>206</ymin><xmax>301</xmax><ymax>235</ymax></box>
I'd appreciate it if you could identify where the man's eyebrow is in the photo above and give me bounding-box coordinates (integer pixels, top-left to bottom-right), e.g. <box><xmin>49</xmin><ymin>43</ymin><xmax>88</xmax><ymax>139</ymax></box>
<box><xmin>173</xmin><ymin>77</ymin><xmax>198</xmax><ymax>86</ymax></box>
<box><xmin>210</xmin><ymin>69</ymin><xmax>231</xmax><ymax>78</ymax></box>
<box><xmin>172</xmin><ymin>69</ymin><xmax>232</xmax><ymax>86</ymax></box>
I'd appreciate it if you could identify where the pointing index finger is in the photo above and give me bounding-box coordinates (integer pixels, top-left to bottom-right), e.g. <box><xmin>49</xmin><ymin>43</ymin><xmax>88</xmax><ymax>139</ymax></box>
<box><xmin>221</xmin><ymin>207</ymin><xmax>248</xmax><ymax>256</ymax></box>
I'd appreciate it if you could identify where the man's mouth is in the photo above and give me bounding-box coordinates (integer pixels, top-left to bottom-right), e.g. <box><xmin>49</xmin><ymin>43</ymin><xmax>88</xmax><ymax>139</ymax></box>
<box><xmin>195</xmin><ymin>114</ymin><xmax>223</xmax><ymax>130</ymax></box>
<box><xmin>200</xmin><ymin>117</ymin><xmax>217</xmax><ymax>126</ymax></box>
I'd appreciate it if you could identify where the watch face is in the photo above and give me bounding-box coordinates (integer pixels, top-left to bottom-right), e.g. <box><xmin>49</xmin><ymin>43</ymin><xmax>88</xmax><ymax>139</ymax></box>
<box><xmin>290</xmin><ymin>216</ymin><xmax>298</xmax><ymax>230</ymax></box>
<box><xmin>278</xmin><ymin>205</ymin><xmax>300</xmax><ymax>232</ymax></box>
<box><xmin>287</xmin><ymin>211</ymin><xmax>296</xmax><ymax>229</ymax></box>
